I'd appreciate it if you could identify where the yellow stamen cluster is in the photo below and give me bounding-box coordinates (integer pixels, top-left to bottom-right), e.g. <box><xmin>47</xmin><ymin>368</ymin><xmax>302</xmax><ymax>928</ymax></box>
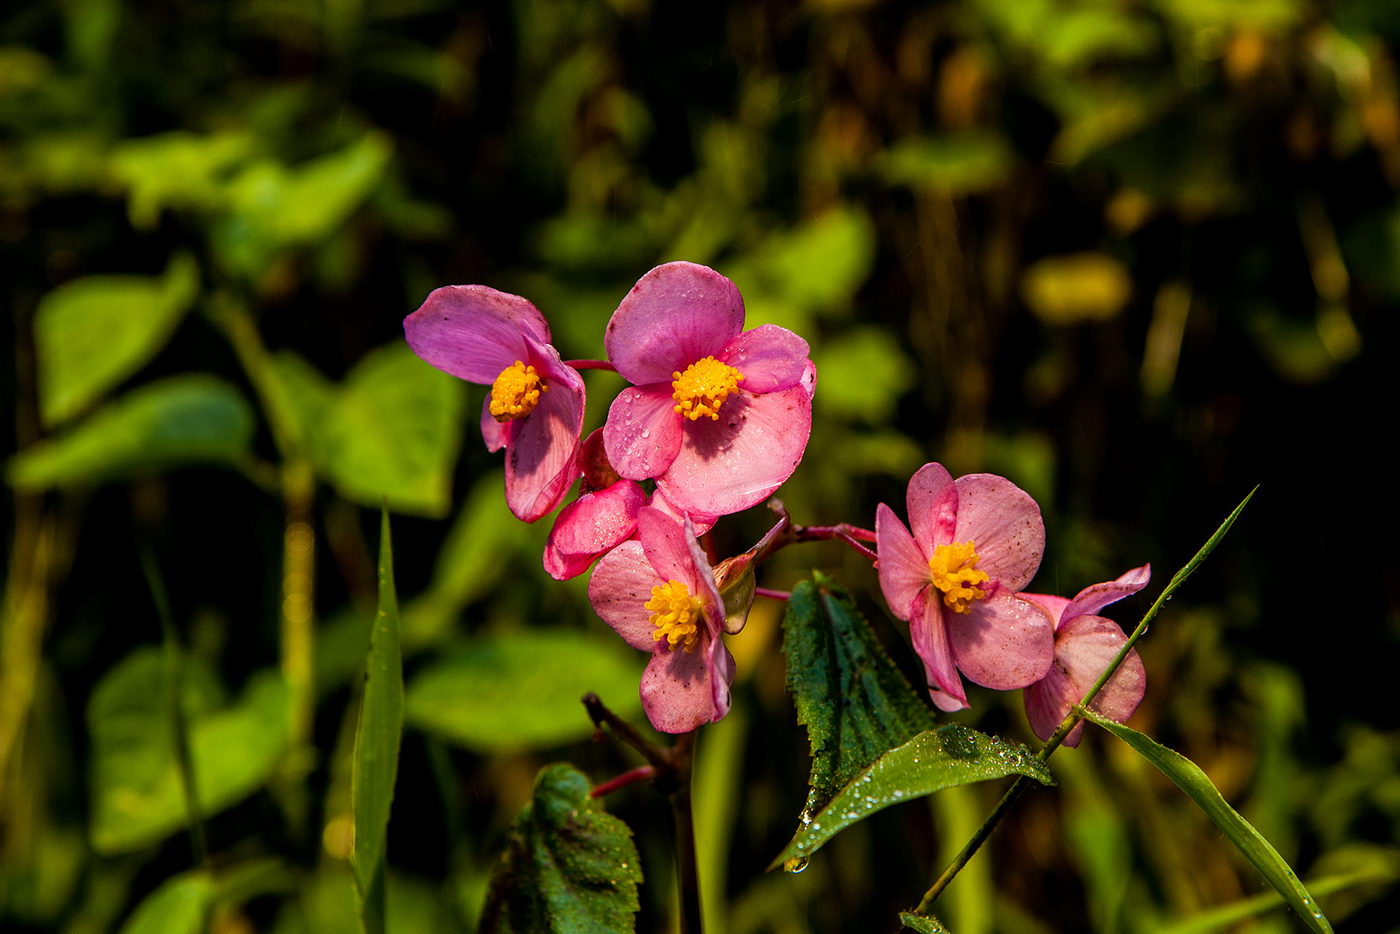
<box><xmin>928</xmin><ymin>541</ymin><xmax>990</xmax><ymax>615</ymax></box>
<box><xmin>671</xmin><ymin>356</ymin><xmax>743</xmax><ymax>421</ymax></box>
<box><xmin>645</xmin><ymin>579</ymin><xmax>702</xmax><ymax>652</ymax></box>
<box><xmin>489</xmin><ymin>360</ymin><xmax>547</xmax><ymax>422</ymax></box>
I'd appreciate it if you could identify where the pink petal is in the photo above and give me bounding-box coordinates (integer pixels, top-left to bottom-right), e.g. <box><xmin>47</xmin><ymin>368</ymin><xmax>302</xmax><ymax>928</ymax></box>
<box><xmin>951</xmin><ymin>474</ymin><xmax>1044</xmax><ymax>591</ymax></box>
<box><xmin>604</xmin><ymin>262</ymin><xmax>746</xmax><ymax>386</ymax></box>
<box><xmin>876</xmin><ymin>503</ymin><xmax>930</xmax><ymax>621</ymax></box>
<box><xmin>603</xmin><ymin>384</ymin><xmax>684</xmax><ymax>482</ymax></box>
<box><xmin>1062</xmin><ymin>564</ymin><xmax>1151</xmax><ymax>623</ymax></box>
<box><xmin>706</xmin><ymin>638</ymin><xmax>737</xmax><ymax>722</ymax></box>
<box><xmin>1025</xmin><ymin>614</ymin><xmax>1146</xmax><ymax>746</ymax></box>
<box><xmin>502</xmin><ymin>340</ymin><xmax>585</xmax><ymax>522</ymax></box>
<box><xmin>911</xmin><ymin>591</ymin><xmax>969</xmax><ymax>711</ymax></box>
<box><xmin>578</xmin><ymin>427</ymin><xmax>620</xmax><ymax>491</ymax></box>
<box><xmin>1018</xmin><ymin>592</ymin><xmax>1072</xmax><ymax>629</ymax></box>
<box><xmin>946</xmin><ymin>589</ymin><xmax>1054</xmax><ymax>690</ymax></box>
<box><xmin>680</xmin><ymin>516</ymin><xmax>725</xmax><ymax>629</ymax></box>
<box><xmin>718</xmin><ymin>325</ymin><xmax>810</xmax><ymax>393</ymax></box>
<box><xmin>907</xmin><ymin>463</ymin><xmax>956</xmax><ymax>552</ymax></box>
<box><xmin>640</xmin><ymin>642</ymin><xmax>723</xmax><ymax>733</ymax></box>
<box><xmin>636</xmin><ymin>507</ymin><xmax>703</xmax><ymax>593</ymax></box>
<box><xmin>479</xmin><ymin>395</ymin><xmax>509</xmax><ymax>453</ymax></box>
<box><xmin>646</xmin><ymin>491</ymin><xmax>716</xmax><ymax>537</ymax></box>
<box><xmin>404</xmin><ymin>285</ymin><xmax>549</xmax><ymax>384</ymax></box>
<box><xmin>588</xmin><ymin>541</ymin><xmax>663</xmax><ymax>652</ymax></box>
<box><xmin>656</xmin><ymin>385</ymin><xmax>812</xmax><ymax>518</ymax></box>
<box><xmin>543</xmin><ymin>480</ymin><xmax>646</xmax><ymax>580</ymax></box>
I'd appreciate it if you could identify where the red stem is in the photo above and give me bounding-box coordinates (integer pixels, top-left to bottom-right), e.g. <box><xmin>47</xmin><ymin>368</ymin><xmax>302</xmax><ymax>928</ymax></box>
<box><xmin>565</xmin><ymin>359</ymin><xmax>617</xmax><ymax>372</ymax></box>
<box><xmin>590</xmin><ymin>765</ymin><xmax>657</xmax><ymax>798</ymax></box>
<box><xmin>754</xmin><ymin>586</ymin><xmax>791</xmax><ymax>601</ymax></box>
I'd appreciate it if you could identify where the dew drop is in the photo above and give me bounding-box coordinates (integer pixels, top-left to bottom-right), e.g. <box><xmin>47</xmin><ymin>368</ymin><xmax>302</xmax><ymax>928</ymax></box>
<box><xmin>785</xmin><ymin>856</ymin><xmax>810</xmax><ymax>873</ymax></box>
<box><xmin>641</xmin><ymin>428</ymin><xmax>650</xmax><ymax>439</ymax></box>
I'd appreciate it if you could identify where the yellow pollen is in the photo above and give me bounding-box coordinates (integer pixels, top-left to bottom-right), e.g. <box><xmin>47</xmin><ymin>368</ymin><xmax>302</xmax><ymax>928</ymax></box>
<box><xmin>489</xmin><ymin>360</ymin><xmax>547</xmax><ymax>422</ymax></box>
<box><xmin>929</xmin><ymin>541</ymin><xmax>990</xmax><ymax>615</ymax></box>
<box><xmin>645</xmin><ymin>579</ymin><xmax>702</xmax><ymax>652</ymax></box>
<box><xmin>671</xmin><ymin>356</ymin><xmax>743</xmax><ymax>421</ymax></box>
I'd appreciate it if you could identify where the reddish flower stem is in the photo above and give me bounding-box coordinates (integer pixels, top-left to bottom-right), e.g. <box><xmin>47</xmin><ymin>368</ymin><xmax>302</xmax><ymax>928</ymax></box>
<box><xmin>564</xmin><ymin>359</ymin><xmax>617</xmax><ymax>372</ymax></box>
<box><xmin>754</xmin><ymin>586</ymin><xmax>791</xmax><ymax>601</ymax></box>
<box><xmin>590</xmin><ymin>765</ymin><xmax>657</xmax><ymax>798</ymax></box>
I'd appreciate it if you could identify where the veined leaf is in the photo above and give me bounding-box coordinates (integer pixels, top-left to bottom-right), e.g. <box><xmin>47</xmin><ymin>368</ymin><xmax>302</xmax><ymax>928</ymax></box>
<box><xmin>771</xmin><ymin>727</ymin><xmax>1054</xmax><ymax>869</ymax></box>
<box><xmin>1080</xmin><ymin>708</ymin><xmax>1333</xmax><ymax>934</ymax></box>
<box><xmin>351</xmin><ymin>509</ymin><xmax>405</xmax><ymax>933</ymax></box>
<box><xmin>89</xmin><ymin>651</ymin><xmax>289</xmax><ymax>854</ymax></box>
<box><xmin>781</xmin><ymin>573</ymin><xmax>936</xmax><ymax>820</ymax></box>
<box><xmin>478</xmin><ymin>764</ymin><xmax>642</xmax><ymax>933</ymax></box>
<box><xmin>9</xmin><ymin>376</ymin><xmax>254</xmax><ymax>490</ymax></box>
<box><xmin>36</xmin><ymin>253</ymin><xmax>200</xmax><ymax>426</ymax></box>
<box><xmin>405</xmin><ymin>630</ymin><xmax>643</xmax><ymax>753</ymax></box>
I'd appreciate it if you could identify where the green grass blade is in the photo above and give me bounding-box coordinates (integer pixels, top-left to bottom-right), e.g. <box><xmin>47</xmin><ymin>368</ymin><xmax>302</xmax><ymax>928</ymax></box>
<box><xmin>1080</xmin><ymin>707</ymin><xmax>1332</xmax><ymax>934</ymax></box>
<box><xmin>351</xmin><ymin>507</ymin><xmax>404</xmax><ymax>933</ymax></box>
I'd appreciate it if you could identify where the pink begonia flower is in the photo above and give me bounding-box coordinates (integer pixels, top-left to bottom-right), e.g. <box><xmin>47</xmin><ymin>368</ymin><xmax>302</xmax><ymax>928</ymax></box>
<box><xmin>876</xmin><ymin>462</ymin><xmax>1054</xmax><ymax>712</ymax></box>
<box><xmin>1020</xmin><ymin>565</ymin><xmax>1150</xmax><ymax>747</ymax></box>
<box><xmin>404</xmin><ymin>284</ymin><xmax>585</xmax><ymax>523</ymax></box>
<box><xmin>587</xmin><ymin>506</ymin><xmax>736</xmax><ymax>733</ymax></box>
<box><xmin>602</xmin><ymin>262</ymin><xmax>815</xmax><ymax>518</ymax></box>
<box><xmin>544</xmin><ymin>430</ymin><xmax>715</xmax><ymax>581</ymax></box>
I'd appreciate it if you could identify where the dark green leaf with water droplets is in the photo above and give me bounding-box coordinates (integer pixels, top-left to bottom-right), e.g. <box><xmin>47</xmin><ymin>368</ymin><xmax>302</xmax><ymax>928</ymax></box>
<box><xmin>1080</xmin><ymin>708</ymin><xmax>1333</xmax><ymax>934</ymax></box>
<box><xmin>781</xmin><ymin>573</ymin><xmax>936</xmax><ymax>821</ymax></box>
<box><xmin>771</xmin><ymin>727</ymin><xmax>1054</xmax><ymax>869</ymax></box>
<box><xmin>899</xmin><ymin>910</ymin><xmax>954</xmax><ymax>934</ymax></box>
<box><xmin>478</xmin><ymin>763</ymin><xmax>642</xmax><ymax>934</ymax></box>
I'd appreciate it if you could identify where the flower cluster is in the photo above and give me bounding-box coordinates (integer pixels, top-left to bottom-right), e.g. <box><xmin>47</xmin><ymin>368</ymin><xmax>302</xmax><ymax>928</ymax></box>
<box><xmin>406</xmin><ymin>261</ymin><xmax>1147</xmax><ymax>741</ymax></box>
<box><xmin>406</xmin><ymin>262</ymin><xmax>813</xmax><ymax>733</ymax></box>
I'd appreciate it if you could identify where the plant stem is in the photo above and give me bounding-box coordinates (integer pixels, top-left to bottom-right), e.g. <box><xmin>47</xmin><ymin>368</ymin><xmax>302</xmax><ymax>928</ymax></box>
<box><xmin>564</xmin><ymin>359</ymin><xmax>618</xmax><ymax>371</ymax></box>
<box><xmin>908</xmin><ymin>488</ymin><xmax>1258</xmax><ymax>921</ymax></box>
<box><xmin>754</xmin><ymin>586</ymin><xmax>791</xmax><ymax>601</ymax></box>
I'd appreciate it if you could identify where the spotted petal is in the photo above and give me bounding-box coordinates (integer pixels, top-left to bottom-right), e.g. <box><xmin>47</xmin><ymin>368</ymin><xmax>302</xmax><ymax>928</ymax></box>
<box><xmin>588</xmin><ymin>540</ymin><xmax>665</xmax><ymax>652</ymax></box>
<box><xmin>718</xmin><ymin>324</ymin><xmax>810</xmax><ymax>394</ymax></box>
<box><xmin>501</xmin><ymin>337</ymin><xmax>585</xmax><ymax>522</ymax></box>
<box><xmin>605</xmin><ymin>262</ymin><xmax>746</xmax><ymax>386</ymax></box>
<box><xmin>1024</xmin><ymin>614</ymin><xmax>1145</xmax><ymax>746</ymax></box>
<box><xmin>404</xmin><ymin>284</ymin><xmax>550</xmax><ymax>385</ymax></box>
<box><xmin>946</xmin><ymin>589</ymin><xmax>1054</xmax><ymax>691</ymax></box>
<box><xmin>910</xmin><ymin>591</ymin><xmax>969</xmax><ymax>712</ymax></box>
<box><xmin>641</xmin><ymin>640</ymin><xmax>725</xmax><ymax>733</ymax></box>
<box><xmin>875</xmin><ymin>503</ymin><xmax>930</xmax><ymax>621</ymax></box>
<box><xmin>543</xmin><ymin>480</ymin><xmax>646</xmax><ymax>580</ymax></box>
<box><xmin>603</xmin><ymin>384</ymin><xmax>684</xmax><ymax>482</ymax></box>
<box><xmin>907</xmin><ymin>462</ymin><xmax>956</xmax><ymax>552</ymax></box>
<box><xmin>951</xmin><ymin>474</ymin><xmax>1044</xmax><ymax>591</ymax></box>
<box><xmin>656</xmin><ymin>385</ymin><xmax>812</xmax><ymax>518</ymax></box>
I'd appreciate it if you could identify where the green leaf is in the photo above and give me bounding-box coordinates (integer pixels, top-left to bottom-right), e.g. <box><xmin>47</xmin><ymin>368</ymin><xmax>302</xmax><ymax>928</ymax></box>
<box><xmin>9</xmin><ymin>376</ymin><xmax>255</xmax><ymax>490</ymax></box>
<box><xmin>1080</xmin><ymin>708</ymin><xmax>1333</xmax><ymax>934</ymax></box>
<box><xmin>812</xmin><ymin>327</ymin><xmax>916</xmax><ymax>423</ymax></box>
<box><xmin>318</xmin><ymin>345</ymin><xmax>466</xmax><ymax>517</ymax></box>
<box><xmin>771</xmin><ymin>727</ymin><xmax>1054</xmax><ymax>869</ymax></box>
<box><xmin>351</xmin><ymin>509</ymin><xmax>405</xmax><ymax>932</ymax></box>
<box><xmin>109</xmin><ymin>131</ymin><xmax>254</xmax><ymax>229</ymax></box>
<box><xmin>36</xmin><ymin>253</ymin><xmax>200</xmax><ymax>426</ymax></box>
<box><xmin>876</xmin><ymin>132</ymin><xmax>1013</xmax><ymax>195</ymax></box>
<box><xmin>899</xmin><ymin>911</ymin><xmax>954</xmax><ymax>934</ymax></box>
<box><xmin>89</xmin><ymin>650</ymin><xmax>289</xmax><ymax>854</ymax></box>
<box><xmin>478</xmin><ymin>764</ymin><xmax>642</xmax><ymax>934</ymax></box>
<box><xmin>405</xmin><ymin>631</ymin><xmax>644</xmax><ymax>753</ymax></box>
<box><xmin>117</xmin><ymin>872</ymin><xmax>211</xmax><ymax>934</ymax></box>
<box><xmin>781</xmin><ymin>573</ymin><xmax>936</xmax><ymax>821</ymax></box>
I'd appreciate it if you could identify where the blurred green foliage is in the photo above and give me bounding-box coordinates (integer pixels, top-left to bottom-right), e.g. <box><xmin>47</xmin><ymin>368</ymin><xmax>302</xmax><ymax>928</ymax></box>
<box><xmin>2</xmin><ymin>0</ymin><xmax>1398</xmax><ymax>931</ymax></box>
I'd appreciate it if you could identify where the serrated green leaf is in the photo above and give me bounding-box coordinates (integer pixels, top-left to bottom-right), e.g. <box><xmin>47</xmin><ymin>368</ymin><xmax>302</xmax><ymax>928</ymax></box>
<box><xmin>899</xmin><ymin>911</ymin><xmax>954</xmax><ymax>934</ymax></box>
<box><xmin>1080</xmin><ymin>708</ymin><xmax>1333</xmax><ymax>934</ymax></box>
<box><xmin>9</xmin><ymin>375</ymin><xmax>254</xmax><ymax>490</ymax></box>
<box><xmin>89</xmin><ymin>650</ymin><xmax>289</xmax><ymax>854</ymax></box>
<box><xmin>36</xmin><ymin>253</ymin><xmax>200</xmax><ymax>426</ymax></box>
<box><xmin>478</xmin><ymin>764</ymin><xmax>642</xmax><ymax>934</ymax></box>
<box><xmin>351</xmin><ymin>509</ymin><xmax>404</xmax><ymax>932</ymax></box>
<box><xmin>772</xmin><ymin>727</ymin><xmax>1054</xmax><ymax>868</ymax></box>
<box><xmin>320</xmin><ymin>344</ymin><xmax>466</xmax><ymax>517</ymax></box>
<box><xmin>117</xmin><ymin>871</ymin><xmax>211</xmax><ymax>934</ymax></box>
<box><xmin>405</xmin><ymin>631</ymin><xmax>643</xmax><ymax>753</ymax></box>
<box><xmin>781</xmin><ymin>573</ymin><xmax>936</xmax><ymax>821</ymax></box>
